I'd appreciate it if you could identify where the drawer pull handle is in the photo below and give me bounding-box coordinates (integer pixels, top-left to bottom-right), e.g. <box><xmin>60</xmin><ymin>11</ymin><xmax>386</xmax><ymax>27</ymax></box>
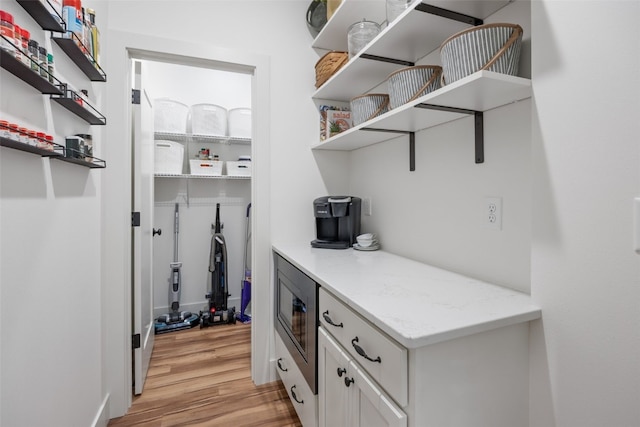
<box><xmin>322</xmin><ymin>310</ymin><xmax>343</xmax><ymax>328</ymax></box>
<box><xmin>351</xmin><ymin>336</ymin><xmax>382</xmax><ymax>363</ymax></box>
<box><xmin>277</xmin><ymin>358</ymin><xmax>288</xmax><ymax>372</ymax></box>
<box><xmin>344</xmin><ymin>376</ymin><xmax>354</xmax><ymax>387</ymax></box>
<box><xmin>337</xmin><ymin>367</ymin><xmax>346</xmax><ymax>377</ymax></box>
<box><xmin>290</xmin><ymin>385</ymin><xmax>304</xmax><ymax>404</ymax></box>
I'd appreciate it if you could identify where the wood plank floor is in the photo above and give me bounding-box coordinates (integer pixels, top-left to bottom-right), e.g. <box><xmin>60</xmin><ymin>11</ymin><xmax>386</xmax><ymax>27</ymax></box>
<box><xmin>108</xmin><ymin>322</ymin><xmax>302</xmax><ymax>427</ymax></box>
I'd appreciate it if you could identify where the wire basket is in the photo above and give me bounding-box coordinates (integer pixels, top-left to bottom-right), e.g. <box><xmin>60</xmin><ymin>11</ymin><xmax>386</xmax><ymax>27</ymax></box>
<box><xmin>315</xmin><ymin>51</ymin><xmax>349</xmax><ymax>88</ymax></box>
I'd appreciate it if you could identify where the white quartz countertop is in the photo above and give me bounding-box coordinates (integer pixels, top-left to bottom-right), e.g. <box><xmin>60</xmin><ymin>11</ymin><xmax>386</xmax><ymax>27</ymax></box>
<box><xmin>273</xmin><ymin>243</ymin><xmax>541</xmax><ymax>349</ymax></box>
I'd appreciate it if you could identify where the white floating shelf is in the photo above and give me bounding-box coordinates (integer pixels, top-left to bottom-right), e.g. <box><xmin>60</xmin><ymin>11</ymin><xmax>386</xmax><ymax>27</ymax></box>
<box><xmin>312</xmin><ymin>0</ymin><xmax>513</xmax><ymax>102</ymax></box>
<box><xmin>154</xmin><ymin>174</ymin><xmax>250</xmax><ymax>180</ymax></box>
<box><xmin>312</xmin><ymin>71</ymin><xmax>531</xmax><ymax>151</ymax></box>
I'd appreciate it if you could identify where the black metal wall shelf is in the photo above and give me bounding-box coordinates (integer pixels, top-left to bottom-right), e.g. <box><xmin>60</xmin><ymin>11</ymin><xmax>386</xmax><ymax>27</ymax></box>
<box><xmin>50</xmin><ymin>85</ymin><xmax>107</xmax><ymax>125</ymax></box>
<box><xmin>16</xmin><ymin>0</ymin><xmax>65</xmax><ymax>32</ymax></box>
<box><xmin>0</xmin><ymin>39</ymin><xmax>63</xmax><ymax>94</ymax></box>
<box><xmin>0</xmin><ymin>136</ymin><xmax>63</xmax><ymax>157</ymax></box>
<box><xmin>51</xmin><ymin>34</ymin><xmax>106</xmax><ymax>82</ymax></box>
<box><xmin>53</xmin><ymin>150</ymin><xmax>106</xmax><ymax>168</ymax></box>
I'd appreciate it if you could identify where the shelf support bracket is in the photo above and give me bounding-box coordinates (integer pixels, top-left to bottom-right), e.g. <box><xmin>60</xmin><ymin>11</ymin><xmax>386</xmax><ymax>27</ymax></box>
<box><xmin>361</xmin><ymin>128</ymin><xmax>416</xmax><ymax>171</ymax></box>
<box><xmin>414</xmin><ymin>103</ymin><xmax>484</xmax><ymax>164</ymax></box>
<box><xmin>415</xmin><ymin>3</ymin><xmax>483</xmax><ymax>26</ymax></box>
<box><xmin>359</xmin><ymin>54</ymin><xmax>414</xmax><ymax>67</ymax></box>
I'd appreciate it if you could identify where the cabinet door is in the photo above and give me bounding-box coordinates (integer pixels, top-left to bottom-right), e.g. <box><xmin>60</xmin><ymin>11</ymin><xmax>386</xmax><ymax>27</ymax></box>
<box><xmin>318</xmin><ymin>327</ymin><xmax>351</xmax><ymax>427</ymax></box>
<box><xmin>350</xmin><ymin>361</ymin><xmax>407</xmax><ymax>427</ymax></box>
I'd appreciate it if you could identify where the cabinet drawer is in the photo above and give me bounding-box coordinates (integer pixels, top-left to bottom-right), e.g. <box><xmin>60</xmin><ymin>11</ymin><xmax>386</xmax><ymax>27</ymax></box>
<box><xmin>275</xmin><ymin>333</ymin><xmax>318</xmax><ymax>427</ymax></box>
<box><xmin>319</xmin><ymin>288</ymin><xmax>408</xmax><ymax>406</ymax></box>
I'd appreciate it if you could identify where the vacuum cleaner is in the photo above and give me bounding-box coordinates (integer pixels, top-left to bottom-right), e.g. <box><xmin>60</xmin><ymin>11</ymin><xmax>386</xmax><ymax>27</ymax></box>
<box><xmin>154</xmin><ymin>203</ymin><xmax>200</xmax><ymax>334</ymax></box>
<box><xmin>237</xmin><ymin>203</ymin><xmax>252</xmax><ymax>323</ymax></box>
<box><xmin>200</xmin><ymin>203</ymin><xmax>236</xmax><ymax>327</ymax></box>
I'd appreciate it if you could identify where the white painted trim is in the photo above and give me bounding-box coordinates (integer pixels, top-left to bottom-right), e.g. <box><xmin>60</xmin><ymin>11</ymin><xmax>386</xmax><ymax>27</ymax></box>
<box><xmin>91</xmin><ymin>394</ymin><xmax>110</xmax><ymax>427</ymax></box>
<box><xmin>104</xmin><ymin>30</ymin><xmax>272</xmax><ymax>417</ymax></box>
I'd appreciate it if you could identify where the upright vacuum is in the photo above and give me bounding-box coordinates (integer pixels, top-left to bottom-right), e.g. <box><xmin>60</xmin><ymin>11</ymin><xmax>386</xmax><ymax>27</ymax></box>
<box><xmin>154</xmin><ymin>203</ymin><xmax>200</xmax><ymax>334</ymax></box>
<box><xmin>201</xmin><ymin>203</ymin><xmax>236</xmax><ymax>327</ymax></box>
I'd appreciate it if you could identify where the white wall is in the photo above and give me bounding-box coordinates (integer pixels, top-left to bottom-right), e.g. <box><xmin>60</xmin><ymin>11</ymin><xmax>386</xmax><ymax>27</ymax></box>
<box><xmin>351</xmin><ymin>0</ymin><xmax>532</xmax><ymax>293</ymax></box>
<box><xmin>144</xmin><ymin>62</ymin><xmax>252</xmax><ymax>315</ymax></box>
<box><xmin>0</xmin><ymin>1</ymin><xmax>107</xmax><ymax>425</ymax></box>
<box><xmin>529</xmin><ymin>1</ymin><xmax>640</xmax><ymax>426</ymax></box>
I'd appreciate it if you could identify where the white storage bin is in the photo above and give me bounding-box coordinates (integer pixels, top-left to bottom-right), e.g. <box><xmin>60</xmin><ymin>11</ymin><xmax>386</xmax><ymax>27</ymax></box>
<box><xmin>228</xmin><ymin>108</ymin><xmax>252</xmax><ymax>138</ymax></box>
<box><xmin>226</xmin><ymin>160</ymin><xmax>251</xmax><ymax>177</ymax></box>
<box><xmin>154</xmin><ymin>140</ymin><xmax>184</xmax><ymax>174</ymax></box>
<box><xmin>189</xmin><ymin>159</ymin><xmax>223</xmax><ymax>176</ymax></box>
<box><xmin>190</xmin><ymin>104</ymin><xmax>227</xmax><ymax>136</ymax></box>
<box><xmin>154</xmin><ymin>98</ymin><xmax>189</xmax><ymax>134</ymax></box>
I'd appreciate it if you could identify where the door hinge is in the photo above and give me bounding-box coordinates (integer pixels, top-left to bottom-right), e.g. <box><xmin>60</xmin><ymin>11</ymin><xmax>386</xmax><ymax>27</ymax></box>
<box><xmin>132</xmin><ymin>212</ymin><xmax>141</xmax><ymax>227</ymax></box>
<box><xmin>131</xmin><ymin>89</ymin><xmax>141</xmax><ymax>105</ymax></box>
<box><xmin>132</xmin><ymin>333</ymin><xmax>141</xmax><ymax>349</ymax></box>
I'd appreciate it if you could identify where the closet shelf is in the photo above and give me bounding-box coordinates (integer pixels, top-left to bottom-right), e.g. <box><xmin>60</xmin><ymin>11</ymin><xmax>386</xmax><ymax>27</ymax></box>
<box><xmin>154</xmin><ymin>132</ymin><xmax>251</xmax><ymax>145</ymax></box>
<box><xmin>16</xmin><ymin>0</ymin><xmax>65</xmax><ymax>32</ymax></box>
<box><xmin>51</xmin><ymin>34</ymin><xmax>106</xmax><ymax>82</ymax></box>
<box><xmin>155</xmin><ymin>174</ymin><xmax>250</xmax><ymax>180</ymax></box>
<box><xmin>0</xmin><ymin>40</ymin><xmax>64</xmax><ymax>95</ymax></box>
<box><xmin>312</xmin><ymin>70</ymin><xmax>531</xmax><ymax>151</ymax></box>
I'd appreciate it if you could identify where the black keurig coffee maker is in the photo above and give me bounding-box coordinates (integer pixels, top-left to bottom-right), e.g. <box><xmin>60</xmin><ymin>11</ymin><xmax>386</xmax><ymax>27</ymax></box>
<box><xmin>311</xmin><ymin>196</ymin><xmax>361</xmax><ymax>249</ymax></box>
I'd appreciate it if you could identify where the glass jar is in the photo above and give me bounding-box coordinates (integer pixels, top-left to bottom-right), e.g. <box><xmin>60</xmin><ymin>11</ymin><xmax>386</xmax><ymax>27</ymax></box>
<box><xmin>0</xmin><ymin>10</ymin><xmax>15</xmax><ymax>54</ymax></box>
<box><xmin>386</xmin><ymin>0</ymin><xmax>412</xmax><ymax>24</ymax></box>
<box><xmin>0</xmin><ymin>120</ymin><xmax>9</xmax><ymax>139</ymax></box>
<box><xmin>20</xmin><ymin>28</ymin><xmax>30</xmax><ymax>67</ymax></box>
<box><xmin>18</xmin><ymin>127</ymin><xmax>29</xmax><ymax>144</ymax></box>
<box><xmin>38</xmin><ymin>46</ymin><xmax>48</xmax><ymax>78</ymax></box>
<box><xmin>8</xmin><ymin>123</ymin><xmax>20</xmax><ymax>141</ymax></box>
<box><xmin>27</xmin><ymin>130</ymin><xmax>38</xmax><ymax>146</ymax></box>
<box><xmin>28</xmin><ymin>39</ymin><xmax>39</xmax><ymax>73</ymax></box>
<box><xmin>47</xmin><ymin>53</ymin><xmax>55</xmax><ymax>83</ymax></box>
<box><xmin>13</xmin><ymin>24</ymin><xmax>21</xmax><ymax>62</ymax></box>
<box><xmin>45</xmin><ymin>134</ymin><xmax>55</xmax><ymax>151</ymax></box>
<box><xmin>36</xmin><ymin>132</ymin><xmax>47</xmax><ymax>149</ymax></box>
<box><xmin>347</xmin><ymin>19</ymin><xmax>381</xmax><ymax>58</ymax></box>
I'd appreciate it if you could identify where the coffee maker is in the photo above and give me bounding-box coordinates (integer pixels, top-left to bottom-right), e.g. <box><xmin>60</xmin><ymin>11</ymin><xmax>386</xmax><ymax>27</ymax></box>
<box><xmin>311</xmin><ymin>196</ymin><xmax>361</xmax><ymax>249</ymax></box>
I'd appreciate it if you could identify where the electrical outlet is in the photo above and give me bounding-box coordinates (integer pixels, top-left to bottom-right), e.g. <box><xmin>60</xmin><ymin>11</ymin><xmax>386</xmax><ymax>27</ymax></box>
<box><xmin>485</xmin><ymin>197</ymin><xmax>502</xmax><ymax>230</ymax></box>
<box><xmin>363</xmin><ymin>197</ymin><xmax>372</xmax><ymax>216</ymax></box>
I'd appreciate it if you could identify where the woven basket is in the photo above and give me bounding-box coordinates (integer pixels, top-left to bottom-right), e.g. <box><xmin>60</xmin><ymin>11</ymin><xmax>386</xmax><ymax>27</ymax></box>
<box><xmin>440</xmin><ymin>23</ymin><xmax>523</xmax><ymax>85</ymax></box>
<box><xmin>350</xmin><ymin>93</ymin><xmax>390</xmax><ymax>126</ymax></box>
<box><xmin>315</xmin><ymin>51</ymin><xmax>349</xmax><ymax>88</ymax></box>
<box><xmin>387</xmin><ymin>65</ymin><xmax>442</xmax><ymax>109</ymax></box>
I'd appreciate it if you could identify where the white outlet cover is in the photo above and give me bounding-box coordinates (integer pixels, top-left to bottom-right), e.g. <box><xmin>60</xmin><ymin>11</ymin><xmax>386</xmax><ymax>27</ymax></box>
<box><xmin>485</xmin><ymin>197</ymin><xmax>502</xmax><ymax>230</ymax></box>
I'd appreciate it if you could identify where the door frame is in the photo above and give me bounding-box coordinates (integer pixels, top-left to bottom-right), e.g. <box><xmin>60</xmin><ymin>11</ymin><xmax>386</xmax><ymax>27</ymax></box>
<box><xmin>103</xmin><ymin>31</ymin><xmax>272</xmax><ymax>417</ymax></box>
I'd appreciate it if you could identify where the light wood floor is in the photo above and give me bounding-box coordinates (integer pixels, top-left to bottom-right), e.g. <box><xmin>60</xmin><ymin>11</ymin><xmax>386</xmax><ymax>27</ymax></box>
<box><xmin>108</xmin><ymin>322</ymin><xmax>302</xmax><ymax>427</ymax></box>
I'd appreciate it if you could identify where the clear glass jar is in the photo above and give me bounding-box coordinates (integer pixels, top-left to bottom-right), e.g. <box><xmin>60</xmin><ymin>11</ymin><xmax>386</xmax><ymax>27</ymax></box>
<box><xmin>347</xmin><ymin>19</ymin><xmax>381</xmax><ymax>58</ymax></box>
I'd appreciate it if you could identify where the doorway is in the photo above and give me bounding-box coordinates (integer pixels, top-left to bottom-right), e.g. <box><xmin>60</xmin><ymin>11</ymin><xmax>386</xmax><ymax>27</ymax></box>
<box><xmin>103</xmin><ymin>31</ymin><xmax>272</xmax><ymax>417</ymax></box>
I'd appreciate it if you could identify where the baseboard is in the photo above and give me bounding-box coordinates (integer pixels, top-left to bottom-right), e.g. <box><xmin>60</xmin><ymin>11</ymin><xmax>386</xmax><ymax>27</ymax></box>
<box><xmin>92</xmin><ymin>393</ymin><xmax>110</xmax><ymax>427</ymax></box>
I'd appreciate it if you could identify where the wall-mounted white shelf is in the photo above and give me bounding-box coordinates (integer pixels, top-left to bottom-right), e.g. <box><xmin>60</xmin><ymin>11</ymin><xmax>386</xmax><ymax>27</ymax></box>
<box><xmin>312</xmin><ymin>70</ymin><xmax>531</xmax><ymax>154</ymax></box>
<box><xmin>312</xmin><ymin>0</ymin><xmax>512</xmax><ymax>102</ymax></box>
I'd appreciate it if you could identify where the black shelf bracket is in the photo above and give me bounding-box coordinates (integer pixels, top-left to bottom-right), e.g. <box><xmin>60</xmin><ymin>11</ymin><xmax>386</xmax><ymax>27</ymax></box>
<box><xmin>362</xmin><ymin>128</ymin><xmax>416</xmax><ymax>171</ymax></box>
<box><xmin>359</xmin><ymin>54</ymin><xmax>414</xmax><ymax>67</ymax></box>
<box><xmin>415</xmin><ymin>103</ymin><xmax>484</xmax><ymax>164</ymax></box>
<box><xmin>415</xmin><ymin>3</ymin><xmax>483</xmax><ymax>26</ymax></box>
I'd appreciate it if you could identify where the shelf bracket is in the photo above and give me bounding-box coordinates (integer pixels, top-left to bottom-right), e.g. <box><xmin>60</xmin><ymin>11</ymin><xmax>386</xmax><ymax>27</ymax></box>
<box><xmin>359</xmin><ymin>54</ymin><xmax>414</xmax><ymax>67</ymax></box>
<box><xmin>414</xmin><ymin>103</ymin><xmax>484</xmax><ymax>164</ymax></box>
<box><xmin>415</xmin><ymin>3</ymin><xmax>483</xmax><ymax>26</ymax></box>
<box><xmin>361</xmin><ymin>128</ymin><xmax>416</xmax><ymax>171</ymax></box>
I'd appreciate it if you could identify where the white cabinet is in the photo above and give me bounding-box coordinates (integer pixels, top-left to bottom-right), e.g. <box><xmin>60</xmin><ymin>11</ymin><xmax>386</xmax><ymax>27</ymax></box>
<box><xmin>275</xmin><ymin>333</ymin><xmax>318</xmax><ymax>427</ymax></box>
<box><xmin>318</xmin><ymin>327</ymin><xmax>407</xmax><ymax>427</ymax></box>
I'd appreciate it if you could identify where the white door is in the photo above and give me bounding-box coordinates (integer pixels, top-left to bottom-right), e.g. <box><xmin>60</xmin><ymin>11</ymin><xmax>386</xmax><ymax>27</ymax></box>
<box><xmin>132</xmin><ymin>60</ymin><xmax>155</xmax><ymax>395</ymax></box>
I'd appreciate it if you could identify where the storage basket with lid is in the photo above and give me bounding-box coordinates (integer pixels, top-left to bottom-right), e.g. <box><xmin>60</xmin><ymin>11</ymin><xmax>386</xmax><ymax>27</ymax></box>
<box><xmin>315</xmin><ymin>51</ymin><xmax>348</xmax><ymax>88</ymax></box>
<box><xmin>154</xmin><ymin>98</ymin><xmax>189</xmax><ymax>134</ymax></box>
<box><xmin>440</xmin><ymin>23</ymin><xmax>523</xmax><ymax>85</ymax></box>
<box><xmin>350</xmin><ymin>93</ymin><xmax>389</xmax><ymax>126</ymax></box>
<box><xmin>190</xmin><ymin>103</ymin><xmax>227</xmax><ymax>136</ymax></box>
<box><xmin>387</xmin><ymin>65</ymin><xmax>442</xmax><ymax>109</ymax></box>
